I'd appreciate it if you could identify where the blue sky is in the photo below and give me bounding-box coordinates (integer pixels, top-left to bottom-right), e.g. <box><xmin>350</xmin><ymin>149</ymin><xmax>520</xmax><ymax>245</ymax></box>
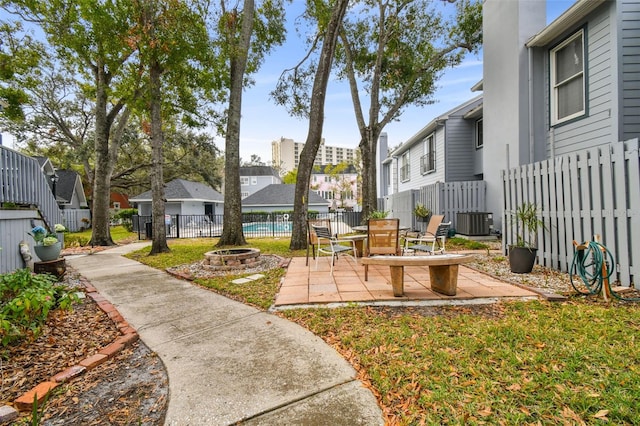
<box><xmin>237</xmin><ymin>0</ymin><xmax>577</xmax><ymax>163</ymax></box>
<box><xmin>2</xmin><ymin>0</ymin><xmax>577</xmax><ymax>164</ymax></box>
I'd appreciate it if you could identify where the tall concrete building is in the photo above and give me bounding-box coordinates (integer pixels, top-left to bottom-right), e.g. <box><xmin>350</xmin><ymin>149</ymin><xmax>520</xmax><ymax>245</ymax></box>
<box><xmin>271</xmin><ymin>137</ymin><xmax>358</xmax><ymax>173</ymax></box>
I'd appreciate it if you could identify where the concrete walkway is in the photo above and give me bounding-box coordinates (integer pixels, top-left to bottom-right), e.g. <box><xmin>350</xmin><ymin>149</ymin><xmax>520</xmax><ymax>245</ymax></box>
<box><xmin>66</xmin><ymin>243</ymin><xmax>384</xmax><ymax>426</ymax></box>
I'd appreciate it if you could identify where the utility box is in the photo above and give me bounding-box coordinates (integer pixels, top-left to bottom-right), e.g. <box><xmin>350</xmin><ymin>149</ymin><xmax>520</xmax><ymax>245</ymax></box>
<box><xmin>456</xmin><ymin>212</ymin><xmax>492</xmax><ymax>236</ymax></box>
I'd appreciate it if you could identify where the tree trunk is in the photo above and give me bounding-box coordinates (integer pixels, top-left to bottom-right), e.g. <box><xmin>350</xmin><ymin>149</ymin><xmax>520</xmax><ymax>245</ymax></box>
<box><xmin>289</xmin><ymin>0</ymin><xmax>349</xmax><ymax>250</ymax></box>
<box><xmin>149</xmin><ymin>58</ymin><xmax>170</xmax><ymax>255</ymax></box>
<box><xmin>90</xmin><ymin>63</ymin><xmax>115</xmax><ymax>246</ymax></box>
<box><xmin>217</xmin><ymin>0</ymin><xmax>255</xmax><ymax>247</ymax></box>
<box><xmin>360</xmin><ymin>127</ymin><xmax>379</xmax><ymax>221</ymax></box>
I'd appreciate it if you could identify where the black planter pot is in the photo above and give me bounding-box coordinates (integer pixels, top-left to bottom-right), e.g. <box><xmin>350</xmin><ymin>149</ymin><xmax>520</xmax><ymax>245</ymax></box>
<box><xmin>508</xmin><ymin>246</ymin><xmax>537</xmax><ymax>273</ymax></box>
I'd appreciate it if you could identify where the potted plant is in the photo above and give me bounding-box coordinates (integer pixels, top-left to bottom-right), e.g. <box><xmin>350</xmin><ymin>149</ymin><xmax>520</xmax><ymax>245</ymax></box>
<box><xmin>364</xmin><ymin>210</ymin><xmax>389</xmax><ymax>223</ymax></box>
<box><xmin>413</xmin><ymin>203</ymin><xmax>431</xmax><ymax>222</ymax></box>
<box><xmin>28</xmin><ymin>225</ymin><xmax>63</xmax><ymax>262</ymax></box>
<box><xmin>508</xmin><ymin>202</ymin><xmax>546</xmax><ymax>273</ymax></box>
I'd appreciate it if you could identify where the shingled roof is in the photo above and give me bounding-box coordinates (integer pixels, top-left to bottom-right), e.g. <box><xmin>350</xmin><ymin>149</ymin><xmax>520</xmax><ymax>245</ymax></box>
<box><xmin>242</xmin><ymin>184</ymin><xmax>327</xmax><ymax>207</ymax></box>
<box><xmin>130</xmin><ymin>179</ymin><xmax>223</xmax><ymax>202</ymax></box>
<box><xmin>239</xmin><ymin>166</ymin><xmax>280</xmax><ymax>177</ymax></box>
<box><xmin>55</xmin><ymin>170</ymin><xmax>85</xmax><ymax>205</ymax></box>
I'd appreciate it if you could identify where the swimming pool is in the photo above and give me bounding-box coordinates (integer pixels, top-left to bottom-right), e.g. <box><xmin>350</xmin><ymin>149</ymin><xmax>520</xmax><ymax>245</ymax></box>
<box><xmin>242</xmin><ymin>222</ymin><xmax>292</xmax><ymax>235</ymax></box>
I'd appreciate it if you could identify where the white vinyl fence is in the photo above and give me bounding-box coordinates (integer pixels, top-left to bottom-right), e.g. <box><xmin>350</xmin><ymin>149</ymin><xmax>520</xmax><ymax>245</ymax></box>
<box><xmin>503</xmin><ymin>138</ymin><xmax>640</xmax><ymax>287</ymax></box>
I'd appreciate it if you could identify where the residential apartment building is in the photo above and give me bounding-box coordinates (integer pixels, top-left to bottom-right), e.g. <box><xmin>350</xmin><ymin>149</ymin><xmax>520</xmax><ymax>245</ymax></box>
<box><xmin>310</xmin><ymin>164</ymin><xmax>359</xmax><ymax>210</ymax></box>
<box><xmin>271</xmin><ymin>137</ymin><xmax>358</xmax><ymax>173</ymax></box>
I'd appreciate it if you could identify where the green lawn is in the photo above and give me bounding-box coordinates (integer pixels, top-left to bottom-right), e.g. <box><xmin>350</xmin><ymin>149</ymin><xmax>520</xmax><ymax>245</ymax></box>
<box><xmin>125</xmin><ymin>238</ymin><xmax>303</xmax><ymax>310</ymax></box>
<box><xmin>126</xmin><ymin>237</ymin><xmax>640</xmax><ymax>425</ymax></box>
<box><xmin>64</xmin><ymin>225</ymin><xmax>138</xmax><ymax>247</ymax></box>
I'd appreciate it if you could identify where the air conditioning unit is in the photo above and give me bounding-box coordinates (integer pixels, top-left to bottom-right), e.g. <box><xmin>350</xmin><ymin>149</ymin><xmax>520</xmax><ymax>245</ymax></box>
<box><xmin>456</xmin><ymin>212</ymin><xmax>492</xmax><ymax>236</ymax></box>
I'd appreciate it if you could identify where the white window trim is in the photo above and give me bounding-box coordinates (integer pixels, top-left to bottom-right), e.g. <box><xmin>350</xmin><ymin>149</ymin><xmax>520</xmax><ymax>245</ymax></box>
<box><xmin>400</xmin><ymin>152</ymin><xmax>410</xmax><ymax>182</ymax></box>
<box><xmin>240</xmin><ymin>176</ymin><xmax>249</xmax><ymax>185</ymax></box>
<box><xmin>421</xmin><ymin>134</ymin><xmax>435</xmax><ymax>174</ymax></box>
<box><xmin>550</xmin><ymin>29</ymin><xmax>585</xmax><ymax>125</ymax></box>
<box><xmin>475</xmin><ymin>119</ymin><xmax>483</xmax><ymax>149</ymax></box>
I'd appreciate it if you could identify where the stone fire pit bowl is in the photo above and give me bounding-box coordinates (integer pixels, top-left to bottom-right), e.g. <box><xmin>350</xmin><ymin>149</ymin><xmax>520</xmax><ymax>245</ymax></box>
<box><xmin>204</xmin><ymin>248</ymin><xmax>262</xmax><ymax>271</ymax></box>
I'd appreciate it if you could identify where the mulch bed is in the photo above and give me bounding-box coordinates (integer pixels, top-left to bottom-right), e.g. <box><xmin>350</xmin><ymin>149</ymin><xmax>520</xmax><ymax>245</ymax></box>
<box><xmin>2</xmin><ymin>266</ymin><xmax>168</xmax><ymax>425</ymax></box>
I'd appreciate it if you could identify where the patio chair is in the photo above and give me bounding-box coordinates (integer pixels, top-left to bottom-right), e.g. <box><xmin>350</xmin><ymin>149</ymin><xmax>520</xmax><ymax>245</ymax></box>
<box><xmin>364</xmin><ymin>218</ymin><xmax>401</xmax><ymax>280</ymax></box>
<box><xmin>306</xmin><ymin>218</ymin><xmax>332</xmax><ymax>266</ymax></box>
<box><xmin>404</xmin><ymin>221</ymin><xmax>451</xmax><ymax>255</ymax></box>
<box><xmin>403</xmin><ymin>214</ymin><xmax>444</xmax><ymax>254</ymax></box>
<box><xmin>312</xmin><ymin>224</ymin><xmax>358</xmax><ymax>274</ymax></box>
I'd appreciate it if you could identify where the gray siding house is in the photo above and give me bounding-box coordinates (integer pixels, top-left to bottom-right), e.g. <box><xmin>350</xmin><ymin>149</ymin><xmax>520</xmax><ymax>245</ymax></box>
<box><xmin>239</xmin><ymin>166</ymin><xmax>282</xmax><ymax>199</ymax></box>
<box><xmin>242</xmin><ymin>184</ymin><xmax>329</xmax><ymax>213</ymax></box>
<box><xmin>385</xmin><ymin>95</ymin><xmax>483</xmax><ymax>195</ymax></box>
<box><xmin>55</xmin><ymin>170</ymin><xmax>91</xmax><ymax>231</ymax></box>
<box><xmin>480</xmin><ymin>0</ymin><xmax>640</xmax><ymax>285</ymax></box>
<box><xmin>130</xmin><ymin>179</ymin><xmax>224</xmax><ymax>216</ymax></box>
<box><xmin>483</xmin><ymin>0</ymin><xmax>640</xmax><ymax>229</ymax></box>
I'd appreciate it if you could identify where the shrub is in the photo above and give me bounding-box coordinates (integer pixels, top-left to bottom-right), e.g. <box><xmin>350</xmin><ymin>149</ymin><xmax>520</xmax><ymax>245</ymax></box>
<box><xmin>113</xmin><ymin>208</ymin><xmax>138</xmax><ymax>232</ymax></box>
<box><xmin>0</xmin><ymin>269</ymin><xmax>79</xmax><ymax>346</ymax></box>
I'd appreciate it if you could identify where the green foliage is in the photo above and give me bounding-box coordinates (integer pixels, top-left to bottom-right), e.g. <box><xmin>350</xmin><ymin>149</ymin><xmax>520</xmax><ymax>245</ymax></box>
<box><xmin>511</xmin><ymin>202</ymin><xmax>546</xmax><ymax>248</ymax></box>
<box><xmin>282</xmin><ymin>169</ymin><xmax>297</xmax><ymax>184</ymax></box>
<box><xmin>0</xmin><ymin>269</ymin><xmax>78</xmax><ymax>346</ymax></box>
<box><xmin>365</xmin><ymin>210</ymin><xmax>389</xmax><ymax>221</ymax></box>
<box><xmin>113</xmin><ymin>208</ymin><xmax>138</xmax><ymax>232</ymax></box>
<box><xmin>0</xmin><ymin>21</ymin><xmax>43</xmax><ymax>121</ymax></box>
<box><xmin>446</xmin><ymin>237</ymin><xmax>488</xmax><ymax>251</ymax></box>
<box><xmin>412</xmin><ymin>203</ymin><xmax>430</xmax><ymax>218</ymax></box>
<box><xmin>30</xmin><ymin>389</ymin><xmax>51</xmax><ymax>426</ymax></box>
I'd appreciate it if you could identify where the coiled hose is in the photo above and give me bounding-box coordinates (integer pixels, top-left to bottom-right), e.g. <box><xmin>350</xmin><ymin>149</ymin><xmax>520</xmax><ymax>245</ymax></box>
<box><xmin>570</xmin><ymin>241</ymin><xmax>640</xmax><ymax>301</ymax></box>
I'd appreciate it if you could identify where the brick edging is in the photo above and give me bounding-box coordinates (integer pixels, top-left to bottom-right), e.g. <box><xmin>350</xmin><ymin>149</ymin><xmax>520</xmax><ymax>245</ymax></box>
<box><xmin>3</xmin><ymin>275</ymin><xmax>139</xmax><ymax>419</ymax></box>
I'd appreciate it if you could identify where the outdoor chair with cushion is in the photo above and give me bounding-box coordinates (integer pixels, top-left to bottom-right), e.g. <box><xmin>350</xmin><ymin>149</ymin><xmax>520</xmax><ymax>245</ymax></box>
<box><xmin>364</xmin><ymin>218</ymin><xmax>401</xmax><ymax>280</ymax></box>
<box><xmin>306</xmin><ymin>218</ymin><xmax>332</xmax><ymax>266</ymax></box>
<box><xmin>312</xmin><ymin>225</ymin><xmax>358</xmax><ymax>274</ymax></box>
<box><xmin>404</xmin><ymin>221</ymin><xmax>451</xmax><ymax>255</ymax></box>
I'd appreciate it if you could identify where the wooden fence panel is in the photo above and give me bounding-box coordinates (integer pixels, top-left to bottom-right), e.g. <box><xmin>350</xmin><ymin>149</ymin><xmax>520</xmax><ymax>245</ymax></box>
<box><xmin>624</xmin><ymin>139</ymin><xmax>640</xmax><ymax>284</ymax></box>
<box><xmin>503</xmin><ymin>139</ymin><xmax>639</xmax><ymax>287</ymax></box>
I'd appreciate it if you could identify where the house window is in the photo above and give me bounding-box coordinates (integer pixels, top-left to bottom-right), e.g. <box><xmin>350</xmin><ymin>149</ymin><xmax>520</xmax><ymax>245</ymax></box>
<box><xmin>251</xmin><ymin>177</ymin><xmax>257</xmax><ymax>185</ymax></box>
<box><xmin>420</xmin><ymin>134</ymin><xmax>435</xmax><ymax>174</ymax></box>
<box><xmin>400</xmin><ymin>152</ymin><xmax>410</xmax><ymax>182</ymax></box>
<box><xmin>241</xmin><ymin>191</ymin><xmax>249</xmax><ymax>198</ymax></box>
<box><xmin>240</xmin><ymin>177</ymin><xmax>249</xmax><ymax>185</ymax></box>
<box><xmin>475</xmin><ymin>119</ymin><xmax>483</xmax><ymax>149</ymax></box>
<box><xmin>113</xmin><ymin>201</ymin><xmax>121</xmax><ymax>210</ymax></box>
<box><xmin>550</xmin><ymin>29</ymin><xmax>585</xmax><ymax>124</ymax></box>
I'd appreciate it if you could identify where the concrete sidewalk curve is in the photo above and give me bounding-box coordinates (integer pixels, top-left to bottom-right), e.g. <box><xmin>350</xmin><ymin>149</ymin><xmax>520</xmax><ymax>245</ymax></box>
<box><xmin>66</xmin><ymin>243</ymin><xmax>384</xmax><ymax>426</ymax></box>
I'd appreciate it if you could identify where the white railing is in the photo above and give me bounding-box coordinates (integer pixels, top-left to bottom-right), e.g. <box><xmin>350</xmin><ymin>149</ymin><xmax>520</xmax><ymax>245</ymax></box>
<box><xmin>1</xmin><ymin>146</ymin><xmax>64</xmax><ymax>273</ymax></box>
<box><xmin>0</xmin><ymin>145</ymin><xmax>62</xmax><ymax>228</ymax></box>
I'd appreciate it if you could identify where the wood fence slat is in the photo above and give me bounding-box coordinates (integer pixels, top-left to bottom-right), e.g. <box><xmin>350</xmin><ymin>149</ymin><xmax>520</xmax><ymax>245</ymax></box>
<box><xmin>611</xmin><ymin>142</ymin><xmax>630</xmax><ymax>285</ymax></box>
<box><xmin>501</xmin><ymin>141</ymin><xmax>637</xmax><ymax>287</ymax></box>
<box><xmin>624</xmin><ymin>138</ymin><xmax>640</xmax><ymax>285</ymax></box>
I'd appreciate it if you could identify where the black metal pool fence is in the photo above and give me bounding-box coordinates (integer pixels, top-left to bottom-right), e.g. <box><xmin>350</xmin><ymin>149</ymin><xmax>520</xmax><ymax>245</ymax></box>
<box><xmin>133</xmin><ymin>211</ymin><xmax>363</xmax><ymax>240</ymax></box>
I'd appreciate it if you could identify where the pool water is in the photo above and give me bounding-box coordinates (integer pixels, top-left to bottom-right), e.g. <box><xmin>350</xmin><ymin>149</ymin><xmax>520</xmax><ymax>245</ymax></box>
<box><xmin>242</xmin><ymin>222</ymin><xmax>292</xmax><ymax>233</ymax></box>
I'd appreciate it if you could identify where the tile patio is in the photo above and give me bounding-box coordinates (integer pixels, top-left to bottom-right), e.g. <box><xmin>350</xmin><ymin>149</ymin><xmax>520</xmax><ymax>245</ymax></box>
<box><xmin>274</xmin><ymin>253</ymin><xmax>541</xmax><ymax>309</ymax></box>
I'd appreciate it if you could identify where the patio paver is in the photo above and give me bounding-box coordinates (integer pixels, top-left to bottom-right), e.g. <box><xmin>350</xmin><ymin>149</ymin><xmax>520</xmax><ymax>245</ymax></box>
<box><xmin>274</xmin><ymin>254</ymin><xmax>541</xmax><ymax>308</ymax></box>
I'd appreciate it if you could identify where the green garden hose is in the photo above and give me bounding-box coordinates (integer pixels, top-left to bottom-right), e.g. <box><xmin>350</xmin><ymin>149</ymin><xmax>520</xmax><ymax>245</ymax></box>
<box><xmin>570</xmin><ymin>241</ymin><xmax>640</xmax><ymax>301</ymax></box>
